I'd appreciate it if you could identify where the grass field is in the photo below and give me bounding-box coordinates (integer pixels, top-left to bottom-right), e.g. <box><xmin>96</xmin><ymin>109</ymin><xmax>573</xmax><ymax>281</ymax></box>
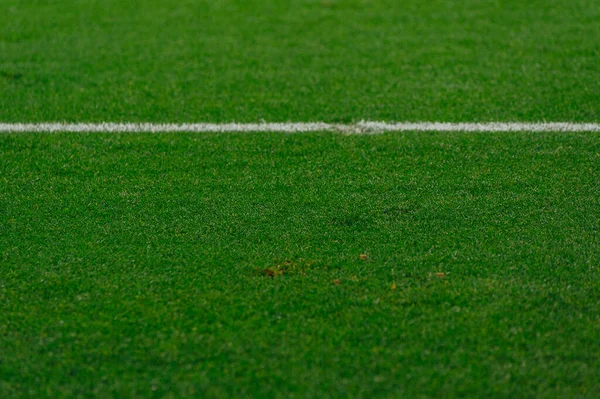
<box><xmin>2</xmin><ymin>0</ymin><xmax>599</xmax><ymax>122</ymax></box>
<box><xmin>2</xmin><ymin>0</ymin><xmax>600</xmax><ymax>398</ymax></box>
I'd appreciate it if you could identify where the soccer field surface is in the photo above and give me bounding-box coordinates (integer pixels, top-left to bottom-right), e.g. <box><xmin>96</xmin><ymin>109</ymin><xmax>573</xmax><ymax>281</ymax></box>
<box><xmin>2</xmin><ymin>0</ymin><xmax>599</xmax><ymax>123</ymax></box>
<box><xmin>2</xmin><ymin>0</ymin><xmax>600</xmax><ymax>398</ymax></box>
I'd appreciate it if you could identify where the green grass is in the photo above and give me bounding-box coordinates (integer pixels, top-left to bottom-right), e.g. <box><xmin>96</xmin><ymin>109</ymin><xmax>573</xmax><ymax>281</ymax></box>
<box><xmin>1</xmin><ymin>0</ymin><xmax>599</xmax><ymax>122</ymax></box>
<box><xmin>2</xmin><ymin>0</ymin><xmax>600</xmax><ymax>397</ymax></box>
<box><xmin>2</xmin><ymin>132</ymin><xmax>600</xmax><ymax>397</ymax></box>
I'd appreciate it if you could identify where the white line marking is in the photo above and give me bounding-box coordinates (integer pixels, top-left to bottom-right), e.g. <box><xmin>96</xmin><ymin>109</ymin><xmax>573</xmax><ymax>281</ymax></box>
<box><xmin>1</xmin><ymin>122</ymin><xmax>599</xmax><ymax>133</ymax></box>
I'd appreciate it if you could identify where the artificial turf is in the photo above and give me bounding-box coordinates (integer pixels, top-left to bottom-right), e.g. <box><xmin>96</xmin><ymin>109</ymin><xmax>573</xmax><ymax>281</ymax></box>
<box><xmin>1</xmin><ymin>132</ymin><xmax>600</xmax><ymax>397</ymax></box>
<box><xmin>2</xmin><ymin>0</ymin><xmax>600</xmax><ymax>397</ymax></box>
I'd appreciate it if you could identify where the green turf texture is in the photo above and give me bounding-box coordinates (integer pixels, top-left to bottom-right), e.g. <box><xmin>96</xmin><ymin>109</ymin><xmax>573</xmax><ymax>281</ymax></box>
<box><xmin>2</xmin><ymin>0</ymin><xmax>600</xmax><ymax>397</ymax></box>
<box><xmin>1</xmin><ymin>132</ymin><xmax>600</xmax><ymax>397</ymax></box>
<box><xmin>1</xmin><ymin>0</ymin><xmax>599</xmax><ymax>122</ymax></box>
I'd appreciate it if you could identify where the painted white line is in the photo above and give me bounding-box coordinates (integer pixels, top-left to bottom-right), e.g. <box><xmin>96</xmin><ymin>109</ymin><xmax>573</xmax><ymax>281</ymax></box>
<box><xmin>1</xmin><ymin>122</ymin><xmax>599</xmax><ymax>133</ymax></box>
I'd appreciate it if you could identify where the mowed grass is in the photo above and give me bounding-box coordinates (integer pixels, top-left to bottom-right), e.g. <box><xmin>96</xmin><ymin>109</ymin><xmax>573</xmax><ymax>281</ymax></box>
<box><xmin>1</xmin><ymin>0</ymin><xmax>599</xmax><ymax>122</ymax></box>
<box><xmin>1</xmin><ymin>132</ymin><xmax>600</xmax><ymax>397</ymax></box>
<box><xmin>2</xmin><ymin>0</ymin><xmax>600</xmax><ymax>397</ymax></box>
